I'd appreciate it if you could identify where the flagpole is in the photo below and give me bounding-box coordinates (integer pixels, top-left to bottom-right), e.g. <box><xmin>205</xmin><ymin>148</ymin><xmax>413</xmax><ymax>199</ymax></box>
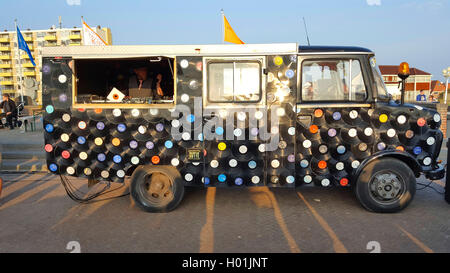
<box><xmin>221</xmin><ymin>9</ymin><xmax>224</xmax><ymax>44</ymax></box>
<box><xmin>14</xmin><ymin>19</ymin><xmax>24</xmax><ymax>107</ymax></box>
<box><xmin>81</xmin><ymin>16</ymin><xmax>84</xmax><ymax>44</ymax></box>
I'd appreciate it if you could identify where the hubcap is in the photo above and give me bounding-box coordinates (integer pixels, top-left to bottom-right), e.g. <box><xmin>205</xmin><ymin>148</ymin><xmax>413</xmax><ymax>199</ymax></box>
<box><xmin>369</xmin><ymin>171</ymin><xmax>405</xmax><ymax>203</ymax></box>
<box><xmin>139</xmin><ymin>172</ymin><xmax>174</xmax><ymax>207</ymax></box>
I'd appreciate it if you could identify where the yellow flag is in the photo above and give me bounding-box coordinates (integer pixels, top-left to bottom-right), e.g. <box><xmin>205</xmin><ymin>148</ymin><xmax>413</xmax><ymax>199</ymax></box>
<box><xmin>223</xmin><ymin>14</ymin><xmax>244</xmax><ymax>44</ymax></box>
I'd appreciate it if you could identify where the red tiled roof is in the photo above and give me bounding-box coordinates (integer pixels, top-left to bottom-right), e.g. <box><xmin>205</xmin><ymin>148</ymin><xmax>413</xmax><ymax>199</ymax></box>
<box><xmin>431</xmin><ymin>80</ymin><xmax>447</xmax><ymax>92</ymax></box>
<box><xmin>379</xmin><ymin>65</ymin><xmax>431</xmax><ymax>76</ymax></box>
<box><xmin>409</xmin><ymin>67</ymin><xmax>431</xmax><ymax>75</ymax></box>
<box><xmin>379</xmin><ymin>65</ymin><xmax>398</xmax><ymax>75</ymax></box>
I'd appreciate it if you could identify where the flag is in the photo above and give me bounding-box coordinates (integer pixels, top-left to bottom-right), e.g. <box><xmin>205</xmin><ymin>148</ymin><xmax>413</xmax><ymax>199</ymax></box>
<box><xmin>16</xmin><ymin>26</ymin><xmax>36</xmax><ymax>66</ymax></box>
<box><xmin>223</xmin><ymin>14</ymin><xmax>244</xmax><ymax>44</ymax></box>
<box><xmin>82</xmin><ymin>18</ymin><xmax>108</xmax><ymax>46</ymax></box>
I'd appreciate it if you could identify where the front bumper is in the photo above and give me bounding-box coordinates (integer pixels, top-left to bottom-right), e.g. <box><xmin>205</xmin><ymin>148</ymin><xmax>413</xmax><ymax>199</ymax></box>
<box><xmin>424</xmin><ymin>164</ymin><xmax>445</xmax><ymax>180</ymax></box>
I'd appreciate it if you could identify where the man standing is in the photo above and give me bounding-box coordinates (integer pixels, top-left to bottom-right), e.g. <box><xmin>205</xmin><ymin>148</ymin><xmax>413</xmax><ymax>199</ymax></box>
<box><xmin>416</xmin><ymin>90</ymin><xmax>427</xmax><ymax>102</ymax></box>
<box><xmin>0</xmin><ymin>94</ymin><xmax>17</xmax><ymax>130</ymax></box>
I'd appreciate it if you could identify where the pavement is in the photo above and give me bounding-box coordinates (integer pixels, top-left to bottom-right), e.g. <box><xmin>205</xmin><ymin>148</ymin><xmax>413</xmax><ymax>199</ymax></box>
<box><xmin>0</xmin><ymin>116</ymin><xmax>449</xmax><ymax>253</ymax></box>
<box><xmin>0</xmin><ymin>117</ymin><xmax>46</xmax><ymax>172</ymax></box>
<box><xmin>0</xmin><ymin>171</ymin><xmax>448</xmax><ymax>253</ymax></box>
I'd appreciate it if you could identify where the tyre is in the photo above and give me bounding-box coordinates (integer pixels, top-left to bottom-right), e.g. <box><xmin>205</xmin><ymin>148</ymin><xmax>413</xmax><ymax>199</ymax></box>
<box><xmin>355</xmin><ymin>158</ymin><xmax>416</xmax><ymax>213</ymax></box>
<box><xmin>130</xmin><ymin>165</ymin><xmax>184</xmax><ymax>213</ymax></box>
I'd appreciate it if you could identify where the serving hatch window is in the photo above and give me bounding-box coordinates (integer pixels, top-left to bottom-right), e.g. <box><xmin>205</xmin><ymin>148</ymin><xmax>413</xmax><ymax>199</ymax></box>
<box><xmin>301</xmin><ymin>59</ymin><xmax>367</xmax><ymax>102</ymax></box>
<box><xmin>207</xmin><ymin>61</ymin><xmax>261</xmax><ymax>103</ymax></box>
<box><xmin>74</xmin><ymin>57</ymin><xmax>175</xmax><ymax>106</ymax></box>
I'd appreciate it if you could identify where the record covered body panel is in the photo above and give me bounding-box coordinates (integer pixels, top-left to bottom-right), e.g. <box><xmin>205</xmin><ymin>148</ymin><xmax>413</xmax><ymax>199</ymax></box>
<box><xmin>41</xmin><ymin>45</ymin><xmax>444</xmax><ymax>192</ymax></box>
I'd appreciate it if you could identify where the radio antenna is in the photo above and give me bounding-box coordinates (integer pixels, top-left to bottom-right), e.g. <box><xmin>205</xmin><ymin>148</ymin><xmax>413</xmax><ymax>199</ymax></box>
<box><xmin>303</xmin><ymin>17</ymin><xmax>311</xmax><ymax>46</ymax></box>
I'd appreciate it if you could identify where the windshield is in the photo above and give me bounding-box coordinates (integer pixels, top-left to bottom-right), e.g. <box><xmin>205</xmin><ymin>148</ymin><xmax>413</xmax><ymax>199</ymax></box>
<box><xmin>369</xmin><ymin>56</ymin><xmax>389</xmax><ymax>99</ymax></box>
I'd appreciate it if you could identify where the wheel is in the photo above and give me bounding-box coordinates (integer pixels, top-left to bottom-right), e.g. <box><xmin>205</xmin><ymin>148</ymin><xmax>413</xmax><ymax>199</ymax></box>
<box><xmin>130</xmin><ymin>165</ymin><xmax>184</xmax><ymax>213</ymax></box>
<box><xmin>355</xmin><ymin>158</ymin><xmax>416</xmax><ymax>213</ymax></box>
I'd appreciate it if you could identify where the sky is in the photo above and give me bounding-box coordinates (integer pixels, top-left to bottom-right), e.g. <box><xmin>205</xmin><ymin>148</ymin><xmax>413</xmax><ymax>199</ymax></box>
<box><xmin>1</xmin><ymin>0</ymin><xmax>449</xmax><ymax>82</ymax></box>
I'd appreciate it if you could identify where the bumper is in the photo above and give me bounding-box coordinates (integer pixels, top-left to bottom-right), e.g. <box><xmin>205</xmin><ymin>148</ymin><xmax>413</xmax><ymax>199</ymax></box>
<box><xmin>424</xmin><ymin>164</ymin><xmax>445</xmax><ymax>180</ymax></box>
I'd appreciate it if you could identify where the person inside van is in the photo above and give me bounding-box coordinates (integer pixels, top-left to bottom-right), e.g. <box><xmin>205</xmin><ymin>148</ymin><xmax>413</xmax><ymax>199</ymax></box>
<box><xmin>153</xmin><ymin>73</ymin><xmax>166</xmax><ymax>98</ymax></box>
<box><xmin>127</xmin><ymin>65</ymin><xmax>161</xmax><ymax>100</ymax></box>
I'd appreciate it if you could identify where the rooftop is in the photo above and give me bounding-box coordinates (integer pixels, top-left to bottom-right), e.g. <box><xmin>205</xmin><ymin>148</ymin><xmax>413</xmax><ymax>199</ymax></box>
<box><xmin>379</xmin><ymin>65</ymin><xmax>431</xmax><ymax>76</ymax></box>
<box><xmin>298</xmin><ymin>45</ymin><xmax>373</xmax><ymax>53</ymax></box>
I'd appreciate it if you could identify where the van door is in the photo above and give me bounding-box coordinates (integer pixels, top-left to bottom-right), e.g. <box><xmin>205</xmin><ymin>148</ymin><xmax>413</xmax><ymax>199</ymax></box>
<box><xmin>296</xmin><ymin>55</ymin><xmax>374</xmax><ymax>187</ymax></box>
<box><xmin>201</xmin><ymin>56</ymin><xmax>268</xmax><ymax>187</ymax></box>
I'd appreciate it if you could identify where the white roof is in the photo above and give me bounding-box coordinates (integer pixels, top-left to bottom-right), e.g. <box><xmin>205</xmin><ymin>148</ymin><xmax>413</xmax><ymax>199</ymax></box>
<box><xmin>42</xmin><ymin>43</ymin><xmax>298</xmax><ymax>58</ymax></box>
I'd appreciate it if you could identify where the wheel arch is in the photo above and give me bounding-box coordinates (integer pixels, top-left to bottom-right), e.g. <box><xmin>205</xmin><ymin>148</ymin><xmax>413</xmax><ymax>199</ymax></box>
<box><xmin>354</xmin><ymin>151</ymin><xmax>421</xmax><ymax>180</ymax></box>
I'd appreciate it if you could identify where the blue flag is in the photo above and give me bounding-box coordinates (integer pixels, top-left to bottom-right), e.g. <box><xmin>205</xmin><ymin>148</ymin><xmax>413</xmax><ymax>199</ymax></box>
<box><xmin>16</xmin><ymin>26</ymin><xmax>36</xmax><ymax>66</ymax></box>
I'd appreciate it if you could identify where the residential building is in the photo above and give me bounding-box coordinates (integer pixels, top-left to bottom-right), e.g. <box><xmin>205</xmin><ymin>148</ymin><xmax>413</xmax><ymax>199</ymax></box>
<box><xmin>0</xmin><ymin>25</ymin><xmax>112</xmax><ymax>105</ymax></box>
<box><xmin>379</xmin><ymin>65</ymin><xmax>432</xmax><ymax>102</ymax></box>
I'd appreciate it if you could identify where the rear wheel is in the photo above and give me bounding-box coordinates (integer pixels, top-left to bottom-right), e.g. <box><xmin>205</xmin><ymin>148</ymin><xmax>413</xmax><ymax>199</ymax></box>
<box><xmin>355</xmin><ymin>158</ymin><xmax>416</xmax><ymax>213</ymax></box>
<box><xmin>130</xmin><ymin>165</ymin><xmax>184</xmax><ymax>213</ymax></box>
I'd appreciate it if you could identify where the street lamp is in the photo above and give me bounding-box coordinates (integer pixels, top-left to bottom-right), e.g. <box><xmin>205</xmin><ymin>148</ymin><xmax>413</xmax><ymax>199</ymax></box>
<box><xmin>443</xmin><ymin>67</ymin><xmax>450</xmax><ymax>104</ymax></box>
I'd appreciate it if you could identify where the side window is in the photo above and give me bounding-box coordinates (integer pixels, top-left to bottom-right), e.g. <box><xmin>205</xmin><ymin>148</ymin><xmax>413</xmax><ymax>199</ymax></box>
<box><xmin>207</xmin><ymin>61</ymin><xmax>261</xmax><ymax>103</ymax></box>
<box><xmin>301</xmin><ymin>59</ymin><xmax>367</xmax><ymax>102</ymax></box>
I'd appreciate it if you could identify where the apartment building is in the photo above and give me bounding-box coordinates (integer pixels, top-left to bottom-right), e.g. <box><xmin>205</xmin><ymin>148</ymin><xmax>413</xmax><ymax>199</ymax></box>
<box><xmin>0</xmin><ymin>25</ymin><xmax>112</xmax><ymax>105</ymax></box>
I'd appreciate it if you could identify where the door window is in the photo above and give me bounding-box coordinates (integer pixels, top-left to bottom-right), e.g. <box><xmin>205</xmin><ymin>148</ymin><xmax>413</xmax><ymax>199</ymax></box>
<box><xmin>301</xmin><ymin>59</ymin><xmax>367</xmax><ymax>102</ymax></box>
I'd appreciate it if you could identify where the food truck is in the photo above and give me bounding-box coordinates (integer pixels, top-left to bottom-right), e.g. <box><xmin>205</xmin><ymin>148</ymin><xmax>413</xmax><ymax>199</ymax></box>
<box><xmin>41</xmin><ymin>43</ymin><xmax>445</xmax><ymax>213</ymax></box>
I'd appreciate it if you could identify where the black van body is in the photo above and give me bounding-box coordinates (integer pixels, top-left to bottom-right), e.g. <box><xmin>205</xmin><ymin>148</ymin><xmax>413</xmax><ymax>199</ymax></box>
<box><xmin>41</xmin><ymin>44</ymin><xmax>445</xmax><ymax>212</ymax></box>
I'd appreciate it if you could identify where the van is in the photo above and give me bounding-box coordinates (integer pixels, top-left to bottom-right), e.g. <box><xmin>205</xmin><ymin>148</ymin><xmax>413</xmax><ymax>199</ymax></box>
<box><xmin>41</xmin><ymin>43</ymin><xmax>445</xmax><ymax>213</ymax></box>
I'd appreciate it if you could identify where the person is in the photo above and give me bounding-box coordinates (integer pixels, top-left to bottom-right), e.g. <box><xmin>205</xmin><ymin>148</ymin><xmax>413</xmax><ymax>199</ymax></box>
<box><xmin>416</xmin><ymin>90</ymin><xmax>426</xmax><ymax>102</ymax></box>
<box><xmin>153</xmin><ymin>73</ymin><xmax>167</xmax><ymax>98</ymax></box>
<box><xmin>127</xmin><ymin>65</ymin><xmax>161</xmax><ymax>100</ymax></box>
<box><xmin>0</xmin><ymin>94</ymin><xmax>17</xmax><ymax>130</ymax></box>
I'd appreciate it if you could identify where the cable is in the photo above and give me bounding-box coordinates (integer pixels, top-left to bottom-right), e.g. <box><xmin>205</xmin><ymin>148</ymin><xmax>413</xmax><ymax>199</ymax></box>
<box><xmin>416</xmin><ymin>180</ymin><xmax>445</xmax><ymax>195</ymax></box>
<box><xmin>59</xmin><ymin>175</ymin><xmax>129</xmax><ymax>204</ymax></box>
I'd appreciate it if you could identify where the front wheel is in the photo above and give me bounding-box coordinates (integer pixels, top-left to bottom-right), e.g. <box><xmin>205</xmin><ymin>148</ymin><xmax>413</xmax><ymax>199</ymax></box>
<box><xmin>130</xmin><ymin>165</ymin><xmax>184</xmax><ymax>213</ymax></box>
<box><xmin>355</xmin><ymin>158</ymin><xmax>416</xmax><ymax>213</ymax></box>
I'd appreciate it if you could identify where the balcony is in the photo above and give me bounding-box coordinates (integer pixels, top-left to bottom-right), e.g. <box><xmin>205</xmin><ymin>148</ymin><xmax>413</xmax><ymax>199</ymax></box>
<box><xmin>44</xmin><ymin>35</ymin><xmax>57</xmax><ymax>41</ymax></box>
<box><xmin>22</xmin><ymin>62</ymin><xmax>35</xmax><ymax>68</ymax></box>
<box><xmin>0</xmin><ymin>63</ymin><xmax>12</xmax><ymax>68</ymax></box>
<box><xmin>23</xmin><ymin>71</ymin><xmax>36</xmax><ymax>76</ymax></box>
<box><xmin>44</xmin><ymin>42</ymin><xmax>57</xmax><ymax>47</ymax></box>
<box><xmin>21</xmin><ymin>54</ymin><xmax>35</xmax><ymax>59</ymax></box>
<box><xmin>0</xmin><ymin>37</ymin><xmax>10</xmax><ymax>43</ymax></box>
<box><xmin>0</xmin><ymin>46</ymin><xmax>11</xmax><ymax>51</ymax></box>
<box><xmin>69</xmin><ymin>34</ymin><xmax>82</xmax><ymax>40</ymax></box>
<box><xmin>24</xmin><ymin>36</ymin><xmax>33</xmax><ymax>42</ymax></box>
<box><xmin>1</xmin><ymin>89</ymin><xmax>14</xmax><ymax>94</ymax></box>
<box><xmin>0</xmin><ymin>80</ymin><xmax>13</xmax><ymax>86</ymax></box>
<box><xmin>0</xmin><ymin>55</ymin><xmax>11</xmax><ymax>60</ymax></box>
<box><xmin>69</xmin><ymin>42</ymin><xmax>81</xmax><ymax>46</ymax></box>
<box><xmin>0</xmin><ymin>72</ymin><xmax>13</xmax><ymax>77</ymax></box>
